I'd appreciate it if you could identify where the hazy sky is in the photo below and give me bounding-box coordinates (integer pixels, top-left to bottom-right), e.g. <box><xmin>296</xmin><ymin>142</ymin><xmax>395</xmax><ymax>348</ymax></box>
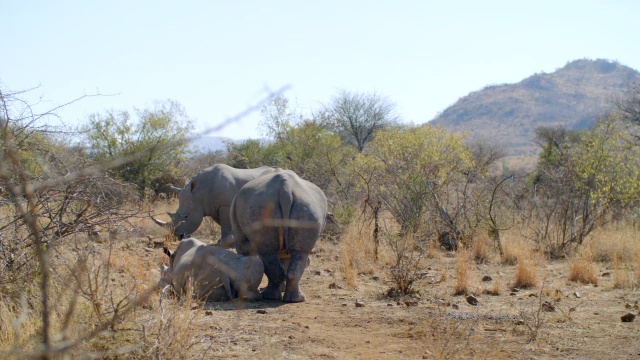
<box><xmin>2</xmin><ymin>0</ymin><xmax>638</xmax><ymax>140</ymax></box>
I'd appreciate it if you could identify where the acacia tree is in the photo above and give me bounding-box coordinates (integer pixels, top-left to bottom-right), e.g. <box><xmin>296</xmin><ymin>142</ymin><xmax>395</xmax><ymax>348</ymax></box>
<box><xmin>83</xmin><ymin>99</ymin><xmax>193</xmax><ymax>191</ymax></box>
<box><xmin>258</xmin><ymin>97</ymin><xmax>358</xmax><ymax>206</ymax></box>
<box><xmin>363</xmin><ymin>125</ymin><xmax>472</xmax><ymax>235</ymax></box>
<box><xmin>323</xmin><ymin>89</ymin><xmax>399</xmax><ymax>151</ymax></box>
<box><xmin>525</xmin><ymin>116</ymin><xmax>640</xmax><ymax>256</ymax></box>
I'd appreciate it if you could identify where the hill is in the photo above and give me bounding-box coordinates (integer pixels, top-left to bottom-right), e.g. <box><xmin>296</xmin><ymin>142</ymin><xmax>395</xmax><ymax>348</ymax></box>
<box><xmin>429</xmin><ymin>59</ymin><xmax>640</xmax><ymax>156</ymax></box>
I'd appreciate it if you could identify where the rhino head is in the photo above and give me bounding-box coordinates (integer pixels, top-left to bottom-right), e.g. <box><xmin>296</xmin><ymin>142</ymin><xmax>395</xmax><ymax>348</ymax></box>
<box><xmin>152</xmin><ymin>182</ymin><xmax>205</xmax><ymax>240</ymax></box>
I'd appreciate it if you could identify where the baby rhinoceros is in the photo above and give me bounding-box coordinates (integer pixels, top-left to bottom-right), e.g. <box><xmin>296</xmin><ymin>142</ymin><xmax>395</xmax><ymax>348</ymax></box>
<box><xmin>159</xmin><ymin>238</ymin><xmax>264</xmax><ymax>301</ymax></box>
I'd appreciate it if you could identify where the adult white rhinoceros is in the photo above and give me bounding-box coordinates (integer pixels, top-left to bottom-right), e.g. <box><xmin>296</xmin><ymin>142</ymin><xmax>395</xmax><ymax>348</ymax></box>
<box><xmin>152</xmin><ymin>164</ymin><xmax>274</xmax><ymax>246</ymax></box>
<box><xmin>159</xmin><ymin>238</ymin><xmax>264</xmax><ymax>301</ymax></box>
<box><xmin>230</xmin><ymin>169</ymin><xmax>327</xmax><ymax>303</ymax></box>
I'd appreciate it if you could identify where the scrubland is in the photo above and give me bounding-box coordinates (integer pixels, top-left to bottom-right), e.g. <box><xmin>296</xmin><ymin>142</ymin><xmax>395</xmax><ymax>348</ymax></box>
<box><xmin>2</xmin><ymin>198</ymin><xmax>640</xmax><ymax>359</ymax></box>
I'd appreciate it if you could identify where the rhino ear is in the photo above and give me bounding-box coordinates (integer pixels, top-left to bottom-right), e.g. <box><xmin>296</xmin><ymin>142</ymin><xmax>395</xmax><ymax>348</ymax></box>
<box><xmin>190</xmin><ymin>181</ymin><xmax>196</xmax><ymax>192</ymax></box>
<box><xmin>163</xmin><ymin>247</ymin><xmax>173</xmax><ymax>258</ymax></box>
<box><xmin>170</xmin><ymin>185</ymin><xmax>182</xmax><ymax>194</ymax></box>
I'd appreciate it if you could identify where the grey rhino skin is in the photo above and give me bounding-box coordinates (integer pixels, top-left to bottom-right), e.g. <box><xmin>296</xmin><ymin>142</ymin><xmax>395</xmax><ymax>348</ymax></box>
<box><xmin>231</xmin><ymin>169</ymin><xmax>327</xmax><ymax>303</ymax></box>
<box><xmin>153</xmin><ymin>164</ymin><xmax>274</xmax><ymax>246</ymax></box>
<box><xmin>159</xmin><ymin>238</ymin><xmax>264</xmax><ymax>301</ymax></box>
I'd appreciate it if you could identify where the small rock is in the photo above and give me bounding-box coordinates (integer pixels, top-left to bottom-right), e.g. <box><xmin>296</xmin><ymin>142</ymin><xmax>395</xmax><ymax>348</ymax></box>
<box><xmin>511</xmin><ymin>287</ymin><xmax>520</xmax><ymax>292</ymax></box>
<box><xmin>387</xmin><ymin>303</ymin><xmax>394</xmax><ymax>307</ymax></box>
<box><xmin>509</xmin><ymin>292</ymin><xmax>517</xmax><ymax>296</ymax></box>
<box><xmin>355</xmin><ymin>300</ymin><xmax>365</xmax><ymax>307</ymax></box>
<box><xmin>466</xmin><ymin>295</ymin><xmax>479</xmax><ymax>306</ymax></box>
<box><xmin>372</xmin><ymin>276</ymin><xmax>380</xmax><ymax>281</ymax></box>
<box><xmin>542</xmin><ymin>301</ymin><xmax>556</xmax><ymax>312</ymax></box>
<box><xmin>529</xmin><ymin>293</ymin><xmax>538</xmax><ymax>298</ymax></box>
<box><xmin>515</xmin><ymin>319</ymin><xmax>525</xmax><ymax>325</ymax></box>
<box><xmin>205</xmin><ymin>310</ymin><xmax>213</xmax><ymax>316</ymax></box>
<box><xmin>288</xmin><ymin>335</ymin><xmax>295</xmax><ymax>339</ymax></box>
<box><xmin>404</xmin><ymin>300</ymin><xmax>418</xmax><ymax>307</ymax></box>
<box><xmin>304</xmin><ymin>325</ymin><xmax>310</xmax><ymax>329</ymax></box>
<box><xmin>573</xmin><ymin>292</ymin><xmax>580</xmax><ymax>298</ymax></box>
<box><xmin>342</xmin><ymin>303</ymin><xmax>347</xmax><ymax>307</ymax></box>
<box><xmin>621</xmin><ymin>313</ymin><xmax>636</xmax><ymax>322</ymax></box>
<box><xmin>482</xmin><ymin>276</ymin><xmax>492</xmax><ymax>282</ymax></box>
<box><xmin>366</xmin><ymin>340</ymin><xmax>371</xmax><ymax>344</ymax></box>
<box><xmin>328</xmin><ymin>282</ymin><xmax>343</xmax><ymax>290</ymax></box>
<box><xmin>397</xmin><ymin>301</ymin><xmax>402</xmax><ymax>306</ymax></box>
<box><xmin>256</xmin><ymin>309</ymin><xmax>267</xmax><ymax>314</ymax></box>
<box><xmin>626</xmin><ymin>303</ymin><xmax>633</xmax><ymax>309</ymax></box>
<box><xmin>601</xmin><ymin>272</ymin><xmax>611</xmax><ymax>277</ymax></box>
<box><xmin>452</xmin><ymin>304</ymin><xmax>459</xmax><ymax>310</ymax></box>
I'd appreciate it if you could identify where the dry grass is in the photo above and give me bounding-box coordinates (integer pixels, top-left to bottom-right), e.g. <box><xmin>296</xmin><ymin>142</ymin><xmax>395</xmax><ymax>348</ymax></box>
<box><xmin>612</xmin><ymin>255</ymin><xmax>637</xmax><ymax>290</ymax></box>
<box><xmin>568</xmin><ymin>246</ymin><xmax>598</xmax><ymax>285</ymax></box>
<box><xmin>0</xmin><ymin>229</ymin><xmax>208</xmax><ymax>359</ymax></box>
<box><xmin>340</xmin><ymin>216</ymin><xmax>378</xmax><ymax>288</ymax></box>
<box><xmin>501</xmin><ymin>237</ymin><xmax>521</xmax><ymax>265</ymax></box>
<box><xmin>482</xmin><ymin>278</ymin><xmax>503</xmax><ymax>296</ymax></box>
<box><xmin>471</xmin><ymin>235</ymin><xmax>493</xmax><ymax>264</ymax></box>
<box><xmin>589</xmin><ymin>224</ymin><xmax>640</xmax><ymax>263</ymax></box>
<box><xmin>636</xmin><ymin>249</ymin><xmax>640</xmax><ymax>283</ymax></box>
<box><xmin>454</xmin><ymin>251</ymin><xmax>470</xmax><ymax>295</ymax></box>
<box><xmin>513</xmin><ymin>248</ymin><xmax>539</xmax><ymax>289</ymax></box>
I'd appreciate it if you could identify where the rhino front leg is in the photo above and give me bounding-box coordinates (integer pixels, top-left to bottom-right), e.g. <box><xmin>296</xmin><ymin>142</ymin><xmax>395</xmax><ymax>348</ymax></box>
<box><xmin>217</xmin><ymin>206</ymin><xmax>235</xmax><ymax>249</ymax></box>
<box><xmin>261</xmin><ymin>255</ymin><xmax>286</xmax><ymax>300</ymax></box>
<box><xmin>283</xmin><ymin>252</ymin><xmax>309</xmax><ymax>303</ymax></box>
<box><xmin>222</xmin><ymin>274</ymin><xmax>234</xmax><ymax>300</ymax></box>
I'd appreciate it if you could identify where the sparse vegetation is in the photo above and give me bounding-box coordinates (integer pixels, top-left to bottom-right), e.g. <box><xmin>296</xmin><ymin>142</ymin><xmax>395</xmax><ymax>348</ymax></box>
<box><xmin>454</xmin><ymin>250</ymin><xmax>470</xmax><ymax>295</ymax></box>
<box><xmin>3</xmin><ymin>64</ymin><xmax>640</xmax><ymax>358</ymax></box>
<box><xmin>568</xmin><ymin>246</ymin><xmax>598</xmax><ymax>285</ymax></box>
<box><xmin>513</xmin><ymin>248</ymin><xmax>539</xmax><ymax>289</ymax></box>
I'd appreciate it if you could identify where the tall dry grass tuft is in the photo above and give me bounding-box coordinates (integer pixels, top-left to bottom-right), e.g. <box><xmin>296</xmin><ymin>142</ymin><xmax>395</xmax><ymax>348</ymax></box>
<box><xmin>454</xmin><ymin>251</ymin><xmax>470</xmax><ymax>295</ymax></box>
<box><xmin>612</xmin><ymin>254</ymin><xmax>637</xmax><ymax>290</ymax></box>
<box><xmin>636</xmin><ymin>249</ymin><xmax>640</xmax><ymax>284</ymax></box>
<box><xmin>589</xmin><ymin>224</ymin><xmax>640</xmax><ymax>263</ymax></box>
<box><xmin>471</xmin><ymin>235</ymin><xmax>492</xmax><ymax>264</ymax></box>
<box><xmin>340</xmin><ymin>216</ymin><xmax>377</xmax><ymax>288</ymax></box>
<box><xmin>501</xmin><ymin>238</ymin><xmax>520</xmax><ymax>265</ymax></box>
<box><xmin>513</xmin><ymin>248</ymin><xmax>539</xmax><ymax>289</ymax></box>
<box><xmin>568</xmin><ymin>245</ymin><xmax>598</xmax><ymax>285</ymax></box>
<box><xmin>482</xmin><ymin>278</ymin><xmax>502</xmax><ymax>296</ymax></box>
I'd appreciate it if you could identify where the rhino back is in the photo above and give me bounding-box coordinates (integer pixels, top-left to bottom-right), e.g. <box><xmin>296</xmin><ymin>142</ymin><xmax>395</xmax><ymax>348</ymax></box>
<box><xmin>233</xmin><ymin>170</ymin><xmax>327</xmax><ymax>254</ymax></box>
<box><xmin>193</xmin><ymin>164</ymin><xmax>274</xmax><ymax>214</ymax></box>
<box><xmin>170</xmin><ymin>239</ymin><xmax>227</xmax><ymax>300</ymax></box>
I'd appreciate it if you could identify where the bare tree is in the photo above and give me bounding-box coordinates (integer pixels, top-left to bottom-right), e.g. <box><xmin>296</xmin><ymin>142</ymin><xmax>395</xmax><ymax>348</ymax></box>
<box><xmin>615</xmin><ymin>82</ymin><xmax>640</xmax><ymax>126</ymax></box>
<box><xmin>323</xmin><ymin>90</ymin><xmax>399</xmax><ymax>151</ymax></box>
<box><xmin>0</xmin><ymin>82</ymin><xmax>289</xmax><ymax>359</ymax></box>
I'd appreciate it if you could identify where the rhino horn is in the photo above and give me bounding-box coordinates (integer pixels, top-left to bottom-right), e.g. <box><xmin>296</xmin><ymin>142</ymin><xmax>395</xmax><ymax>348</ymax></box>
<box><xmin>151</xmin><ymin>215</ymin><xmax>173</xmax><ymax>229</ymax></box>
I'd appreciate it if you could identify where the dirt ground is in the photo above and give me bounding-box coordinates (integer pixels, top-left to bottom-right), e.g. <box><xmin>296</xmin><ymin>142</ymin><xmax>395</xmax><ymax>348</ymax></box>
<box><xmin>134</xmin><ymin>234</ymin><xmax>640</xmax><ymax>360</ymax></box>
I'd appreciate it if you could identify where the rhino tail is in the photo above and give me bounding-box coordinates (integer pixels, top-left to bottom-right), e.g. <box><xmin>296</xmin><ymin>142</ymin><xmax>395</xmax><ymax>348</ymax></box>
<box><xmin>278</xmin><ymin>186</ymin><xmax>294</xmax><ymax>256</ymax></box>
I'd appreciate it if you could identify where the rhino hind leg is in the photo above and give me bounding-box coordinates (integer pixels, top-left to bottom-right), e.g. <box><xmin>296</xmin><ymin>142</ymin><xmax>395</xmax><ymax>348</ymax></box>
<box><xmin>283</xmin><ymin>252</ymin><xmax>309</xmax><ymax>303</ymax></box>
<box><xmin>261</xmin><ymin>255</ymin><xmax>286</xmax><ymax>300</ymax></box>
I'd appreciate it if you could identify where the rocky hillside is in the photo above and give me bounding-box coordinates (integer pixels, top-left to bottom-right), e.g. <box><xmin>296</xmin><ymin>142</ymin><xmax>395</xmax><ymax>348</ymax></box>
<box><xmin>430</xmin><ymin>59</ymin><xmax>640</xmax><ymax>155</ymax></box>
